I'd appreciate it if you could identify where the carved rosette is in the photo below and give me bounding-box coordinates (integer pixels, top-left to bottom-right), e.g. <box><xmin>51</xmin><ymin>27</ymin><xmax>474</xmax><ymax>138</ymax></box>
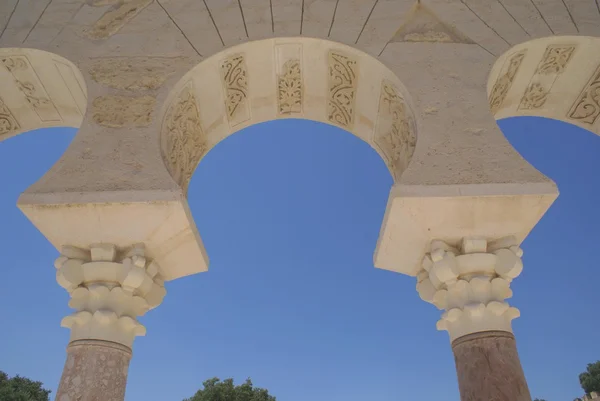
<box><xmin>328</xmin><ymin>51</ymin><xmax>358</xmax><ymax>128</ymax></box>
<box><xmin>415</xmin><ymin>237</ymin><xmax>523</xmax><ymax>342</ymax></box>
<box><xmin>569</xmin><ymin>64</ymin><xmax>600</xmax><ymax>125</ymax></box>
<box><xmin>375</xmin><ymin>81</ymin><xmax>416</xmax><ymax>180</ymax></box>
<box><xmin>519</xmin><ymin>45</ymin><xmax>575</xmax><ymax>110</ymax></box>
<box><xmin>161</xmin><ymin>83</ymin><xmax>207</xmax><ymax>193</ymax></box>
<box><xmin>0</xmin><ymin>97</ymin><xmax>20</xmax><ymax>136</ymax></box>
<box><xmin>489</xmin><ymin>51</ymin><xmax>526</xmax><ymax>114</ymax></box>
<box><xmin>220</xmin><ymin>54</ymin><xmax>250</xmax><ymax>125</ymax></box>
<box><xmin>55</xmin><ymin>244</ymin><xmax>167</xmax><ymax>348</ymax></box>
<box><xmin>278</xmin><ymin>59</ymin><xmax>302</xmax><ymax>115</ymax></box>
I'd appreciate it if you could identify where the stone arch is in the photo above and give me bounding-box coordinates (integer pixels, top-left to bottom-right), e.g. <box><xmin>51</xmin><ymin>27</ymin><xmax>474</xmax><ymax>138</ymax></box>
<box><xmin>0</xmin><ymin>48</ymin><xmax>87</xmax><ymax>142</ymax></box>
<box><xmin>487</xmin><ymin>36</ymin><xmax>600</xmax><ymax>136</ymax></box>
<box><xmin>158</xmin><ymin>37</ymin><xmax>418</xmax><ymax>194</ymax></box>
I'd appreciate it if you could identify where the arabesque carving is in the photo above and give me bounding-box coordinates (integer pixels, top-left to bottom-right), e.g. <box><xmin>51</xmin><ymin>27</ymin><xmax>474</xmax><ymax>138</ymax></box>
<box><xmin>569</xmin><ymin>65</ymin><xmax>600</xmax><ymax>125</ymax></box>
<box><xmin>375</xmin><ymin>81</ymin><xmax>416</xmax><ymax>180</ymax></box>
<box><xmin>328</xmin><ymin>51</ymin><xmax>357</xmax><ymax>128</ymax></box>
<box><xmin>488</xmin><ymin>51</ymin><xmax>526</xmax><ymax>114</ymax></box>
<box><xmin>519</xmin><ymin>45</ymin><xmax>576</xmax><ymax>110</ymax></box>
<box><xmin>1</xmin><ymin>55</ymin><xmax>61</xmax><ymax>122</ymax></box>
<box><xmin>220</xmin><ymin>54</ymin><xmax>249</xmax><ymax>125</ymax></box>
<box><xmin>85</xmin><ymin>0</ymin><xmax>153</xmax><ymax>39</ymax></box>
<box><xmin>92</xmin><ymin>95</ymin><xmax>155</xmax><ymax>128</ymax></box>
<box><xmin>0</xmin><ymin>97</ymin><xmax>20</xmax><ymax>136</ymax></box>
<box><xmin>161</xmin><ymin>83</ymin><xmax>207</xmax><ymax>193</ymax></box>
<box><xmin>89</xmin><ymin>57</ymin><xmax>188</xmax><ymax>91</ymax></box>
<box><xmin>278</xmin><ymin>59</ymin><xmax>302</xmax><ymax>115</ymax></box>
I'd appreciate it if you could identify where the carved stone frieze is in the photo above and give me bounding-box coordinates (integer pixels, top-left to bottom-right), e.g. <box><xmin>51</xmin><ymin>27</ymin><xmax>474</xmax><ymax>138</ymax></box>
<box><xmin>519</xmin><ymin>45</ymin><xmax>576</xmax><ymax>110</ymax></box>
<box><xmin>1</xmin><ymin>55</ymin><xmax>61</xmax><ymax>122</ymax></box>
<box><xmin>161</xmin><ymin>83</ymin><xmax>207</xmax><ymax>192</ymax></box>
<box><xmin>488</xmin><ymin>51</ymin><xmax>526</xmax><ymax>114</ymax></box>
<box><xmin>278</xmin><ymin>59</ymin><xmax>302</xmax><ymax>115</ymax></box>
<box><xmin>55</xmin><ymin>244</ymin><xmax>167</xmax><ymax>348</ymax></box>
<box><xmin>0</xmin><ymin>97</ymin><xmax>20</xmax><ymax>136</ymax></box>
<box><xmin>375</xmin><ymin>80</ymin><xmax>416</xmax><ymax>180</ymax></box>
<box><xmin>89</xmin><ymin>57</ymin><xmax>188</xmax><ymax>91</ymax></box>
<box><xmin>568</xmin><ymin>64</ymin><xmax>600</xmax><ymax>125</ymax></box>
<box><xmin>92</xmin><ymin>95</ymin><xmax>155</xmax><ymax>128</ymax></box>
<box><xmin>328</xmin><ymin>51</ymin><xmax>358</xmax><ymax>129</ymax></box>
<box><xmin>85</xmin><ymin>0</ymin><xmax>153</xmax><ymax>39</ymax></box>
<box><xmin>220</xmin><ymin>54</ymin><xmax>250</xmax><ymax>126</ymax></box>
<box><xmin>416</xmin><ymin>237</ymin><xmax>523</xmax><ymax>342</ymax></box>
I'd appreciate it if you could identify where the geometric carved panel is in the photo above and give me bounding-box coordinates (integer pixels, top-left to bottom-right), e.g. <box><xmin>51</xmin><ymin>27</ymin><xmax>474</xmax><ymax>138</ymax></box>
<box><xmin>327</xmin><ymin>51</ymin><xmax>358</xmax><ymax>129</ymax></box>
<box><xmin>161</xmin><ymin>83</ymin><xmax>207</xmax><ymax>193</ymax></box>
<box><xmin>220</xmin><ymin>54</ymin><xmax>250</xmax><ymax>127</ymax></box>
<box><xmin>375</xmin><ymin>80</ymin><xmax>416</xmax><ymax>180</ymax></box>
<box><xmin>488</xmin><ymin>50</ymin><xmax>527</xmax><ymax>114</ymax></box>
<box><xmin>519</xmin><ymin>45</ymin><xmax>576</xmax><ymax>110</ymax></box>
<box><xmin>568</xmin><ymin>64</ymin><xmax>600</xmax><ymax>125</ymax></box>
<box><xmin>0</xmin><ymin>55</ymin><xmax>61</xmax><ymax>123</ymax></box>
<box><xmin>0</xmin><ymin>96</ymin><xmax>20</xmax><ymax>137</ymax></box>
<box><xmin>275</xmin><ymin>43</ymin><xmax>303</xmax><ymax>116</ymax></box>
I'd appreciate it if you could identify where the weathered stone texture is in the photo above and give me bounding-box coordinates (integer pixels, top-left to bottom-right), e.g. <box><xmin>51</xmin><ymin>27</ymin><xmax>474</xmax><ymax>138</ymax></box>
<box><xmin>452</xmin><ymin>331</ymin><xmax>532</xmax><ymax>401</ymax></box>
<box><xmin>56</xmin><ymin>340</ymin><xmax>132</xmax><ymax>401</ymax></box>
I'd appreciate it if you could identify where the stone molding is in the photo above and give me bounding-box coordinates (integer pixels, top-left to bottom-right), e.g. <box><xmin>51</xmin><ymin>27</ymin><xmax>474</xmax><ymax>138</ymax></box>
<box><xmin>55</xmin><ymin>243</ymin><xmax>167</xmax><ymax>348</ymax></box>
<box><xmin>416</xmin><ymin>237</ymin><xmax>523</xmax><ymax>342</ymax></box>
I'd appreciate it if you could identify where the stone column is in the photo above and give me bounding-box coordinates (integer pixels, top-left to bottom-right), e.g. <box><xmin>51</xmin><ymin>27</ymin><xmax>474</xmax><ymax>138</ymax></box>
<box><xmin>53</xmin><ymin>243</ymin><xmax>166</xmax><ymax>401</ymax></box>
<box><xmin>415</xmin><ymin>236</ymin><xmax>531</xmax><ymax>401</ymax></box>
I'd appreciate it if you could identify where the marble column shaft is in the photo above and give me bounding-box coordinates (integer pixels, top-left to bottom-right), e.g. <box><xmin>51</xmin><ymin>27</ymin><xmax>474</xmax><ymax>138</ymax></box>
<box><xmin>55</xmin><ymin>340</ymin><xmax>132</xmax><ymax>401</ymax></box>
<box><xmin>452</xmin><ymin>331</ymin><xmax>531</xmax><ymax>401</ymax></box>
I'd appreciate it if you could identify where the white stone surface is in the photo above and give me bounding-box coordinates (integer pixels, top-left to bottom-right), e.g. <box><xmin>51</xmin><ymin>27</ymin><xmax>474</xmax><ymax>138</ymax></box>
<box><xmin>416</xmin><ymin>237</ymin><xmax>525</xmax><ymax>342</ymax></box>
<box><xmin>55</xmin><ymin>243</ymin><xmax>166</xmax><ymax>348</ymax></box>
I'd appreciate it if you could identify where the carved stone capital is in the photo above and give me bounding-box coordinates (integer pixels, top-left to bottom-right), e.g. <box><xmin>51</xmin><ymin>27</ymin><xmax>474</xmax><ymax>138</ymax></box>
<box><xmin>55</xmin><ymin>243</ymin><xmax>166</xmax><ymax>348</ymax></box>
<box><xmin>415</xmin><ymin>236</ymin><xmax>523</xmax><ymax>342</ymax></box>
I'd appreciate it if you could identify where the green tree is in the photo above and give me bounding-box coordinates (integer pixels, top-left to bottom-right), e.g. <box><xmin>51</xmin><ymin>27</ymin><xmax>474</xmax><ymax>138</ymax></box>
<box><xmin>184</xmin><ymin>377</ymin><xmax>276</xmax><ymax>401</ymax></box>
<box><xmin>580</xmin><ymin>361</ymin><xmax>600</xmax><ymax>395</ymax></box>
<box><xmin>0</xmin><ymin>371</ymin><xmax>51</xmax><ymax>401</ymax></box>
<box><xmin>533</xmin><ymin>398</ymin><xmax>547</xmax><ymax>401</ymax></box>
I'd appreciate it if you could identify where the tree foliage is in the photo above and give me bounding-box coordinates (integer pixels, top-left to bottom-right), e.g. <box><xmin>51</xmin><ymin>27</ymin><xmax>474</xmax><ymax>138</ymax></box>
<box><xmin>184</xmin><ymin>377</ymin><xmax>276</xmax><ymax>401</ymax></box>
<box><xmin>0</xmin><ymin>371</ymin><xmax>51</xmax><ymax>401</ymax></box>
<box><xmin>533</xmin><ymin>398</ymin><xmax>547</xmax><ymax>401</ymax></box>
<box><xmin>580</xmin><ymin>361</ymin><xmax>600</xmax><ymax>394</ymax></box>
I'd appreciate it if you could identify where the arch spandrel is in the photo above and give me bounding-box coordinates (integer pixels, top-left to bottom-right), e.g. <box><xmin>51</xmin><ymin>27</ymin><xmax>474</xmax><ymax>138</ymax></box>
<box><xmin>159</xmin><ymin>38</ymin><xmax>418</xmax><ymax>193</ymax></box>
<box><xmin>488</xmin><ymin>36</ymin><xmax>600</xmax><ymax>136</ymax></box>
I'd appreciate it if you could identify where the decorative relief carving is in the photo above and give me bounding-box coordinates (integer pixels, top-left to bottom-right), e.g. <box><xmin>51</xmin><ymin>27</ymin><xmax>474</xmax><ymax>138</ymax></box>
<box><xmin>519</xmin><ymin>45</ymin><xmax>576</xmax><ymax>110</ymax></box>
<box><xmin>278</xmin><ymin>59</ymin><xmax>303</xmax><ymax>115</ymax></box>
<box><xmin>161</xmin><ymin>83</ymin><xmax>207</xmax><ymax>192</ymax></box>
<box><xmin>488</xmin><ymin>51</ymin><xmax>526</xmax><ymax>114</ymax></box>
<box><xmin>92</xmin><ymin>95</ymin><xmax>155</xmax><ymax>128</ymax></box>
<box><xmin>375</xmin><ymin>80</ymin><xmax>416</xmax><ymax>180</ymax></box>
<box><xmin>1</xmin><ymin>55</ymin><xmax>61</xmax><ymax>122</ymax></box>
<box><xmin>328</xmin><ymin>51</ymin><xmax>357</xmax><ymax>128</ymax></box>
<box><xmin>89</xmin><ymin>57</ymin><xmax>188</xmax><ymax>91</ymax></box>
<box><xmin>0</xmin><ymin>97</ymin><xmax>20</xmax><ymax>136</ymax></box>
<box><xmin>85</xmin><ymin>0</ymin><xmax>153</xmax><ymax>39</ymax></box>
<box><xmin>220</xmin><ymin>54</ymin><xmax>250</xmax><ymax>126</ymax></box>
<box><xmin>568</xmin><ymin>65</ymin><xmax>600</xmax><ymax>125</ymax></box>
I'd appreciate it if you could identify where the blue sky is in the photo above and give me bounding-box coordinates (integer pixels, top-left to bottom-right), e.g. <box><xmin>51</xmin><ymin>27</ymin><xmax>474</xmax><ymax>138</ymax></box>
<box><xmin>0</xmin><ymin>117</ymin><xmax>598</xmax><ymax>401</ymax></box>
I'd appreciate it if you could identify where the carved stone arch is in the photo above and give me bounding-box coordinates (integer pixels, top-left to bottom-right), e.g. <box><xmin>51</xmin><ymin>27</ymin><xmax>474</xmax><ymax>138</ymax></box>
<box><xmin>158</xmin><ymin>38</ymin><xmax>419</xmax><ymax>194</ymax></box>
<box><xmin>488</xmin><ymin>36</ymin><xmax>600</xmax><ymax>136</ymax></box>
<box><xmin>0</xmin><ymin>48</ymin><xmax>87</xmax><ymax>142</ymax></box>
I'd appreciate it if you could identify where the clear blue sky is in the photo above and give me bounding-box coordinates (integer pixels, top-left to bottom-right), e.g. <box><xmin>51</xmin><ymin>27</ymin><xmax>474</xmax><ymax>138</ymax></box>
<box><xmin>0</xmin><ymin>117</ymin><xmax>598</xmax><ymax>401</ymax></box>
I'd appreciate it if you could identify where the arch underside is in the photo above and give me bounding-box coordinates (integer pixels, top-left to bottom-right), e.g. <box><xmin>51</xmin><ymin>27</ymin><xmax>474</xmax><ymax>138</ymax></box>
<box><xmin>488</xmin><ymin>36</ymin><xmax>600</xmax><ymax>136</ymax></box>
<box><xmin>159</xmin><ymin>38</ymin><xmax>418</xmax><ymax>193</ymax></box>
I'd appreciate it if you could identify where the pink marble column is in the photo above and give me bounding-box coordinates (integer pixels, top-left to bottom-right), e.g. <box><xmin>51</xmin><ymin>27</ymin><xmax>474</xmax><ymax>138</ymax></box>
<box><xmin>55</xmin><ymin>340</ymin><xmax>132</xmax><ymax>401</ymax></box>
<box><xmin>452</xmin><ymin>331</ymin><xmax>531</xmax><ymax>401</ymax></box>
